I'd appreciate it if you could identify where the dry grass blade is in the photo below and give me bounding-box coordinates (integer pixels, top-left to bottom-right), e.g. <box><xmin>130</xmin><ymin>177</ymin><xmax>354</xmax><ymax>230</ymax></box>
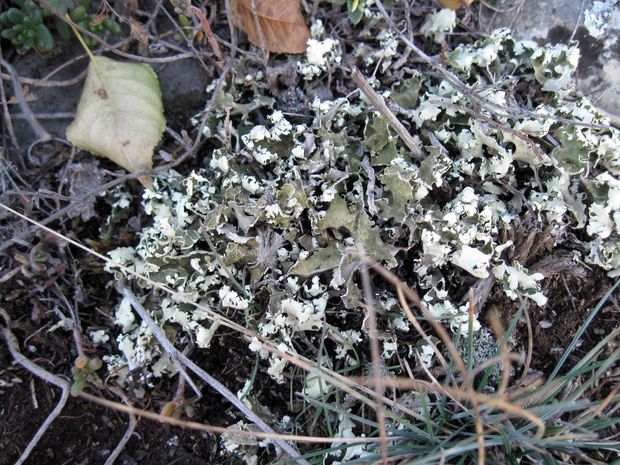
<box><xmin>229</xmin><ymin>0</ymin><xmax>310</xmax><ymax>54</ymax></box>
<box><xmin>366</xmin><ymin>257</ymin><xmax>468</xmax><ymax>379</ymax></box>
<box><xmin>360</xmin><ymin>258</ymin><xmax>389</xmax><ymax>464</ymax></box>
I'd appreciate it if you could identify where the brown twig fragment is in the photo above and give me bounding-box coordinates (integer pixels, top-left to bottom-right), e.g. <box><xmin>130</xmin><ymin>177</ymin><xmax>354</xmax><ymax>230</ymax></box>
<box><xmin>352</xmin><ymin>66</ymin><xmax>424</xmax><ymax>160</ymax></box>
<box><xmin>190</xmin><ymin>5</ymin><xmax>225</xmax><ymax>69</ymax></box>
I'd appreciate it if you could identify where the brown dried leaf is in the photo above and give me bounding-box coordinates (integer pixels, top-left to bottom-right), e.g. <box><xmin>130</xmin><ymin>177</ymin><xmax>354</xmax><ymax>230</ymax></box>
<box><xmin>128</xmin><ymin>18</ymin><xmax>149</xmax><ymax>48</ymax></box>
<box><xmin>230</xmin><ymin>0</ymin><xmax>310</xmax><ymax>54</ymax></box>
<box><xmin>437</xmin><ymin>0</ymin><xmax>474</xmax><ymax>9</ymax></box>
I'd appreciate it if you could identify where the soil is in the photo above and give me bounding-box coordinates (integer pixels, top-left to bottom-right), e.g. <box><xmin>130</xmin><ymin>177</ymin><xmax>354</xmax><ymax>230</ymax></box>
<box><xmin>489</xmin><ymin>267</ymin><xmax>618</xmax><ymax>375</ymax></box>
<box><xmin>0</xmin><ymin>302</ymin><xmax>252</xmax><ymax>465</ymax></box>
<box><xmin>0</xmin><ymin>379</ymin><xmax>220</xmax><ymax>465</ymax></box>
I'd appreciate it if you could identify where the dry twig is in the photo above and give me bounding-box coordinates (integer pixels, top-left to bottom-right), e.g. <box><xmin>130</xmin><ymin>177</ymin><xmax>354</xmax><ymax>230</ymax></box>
<box><xmin>104</xmin><ymin>387</ymin><xmax>138</xmax><ymax>465</ymax></box>
<box><xmin>360</xmin><ymin>254</ymin><xmax>388</xmax><ymax>464</ymax></box>
<box><xmin>352</xmin><ymin>66</ymin><xmax>423</xmax><ymax>160</ymax></box>
<box><xmin>190</xmin><ymin>5</ymin><xmax>225</xmax><ymax>69</ymax></box>
<box><xmin>1</xmin><ymin>309</ymin><xmax>70</xmax><ymax>465</ymax></box>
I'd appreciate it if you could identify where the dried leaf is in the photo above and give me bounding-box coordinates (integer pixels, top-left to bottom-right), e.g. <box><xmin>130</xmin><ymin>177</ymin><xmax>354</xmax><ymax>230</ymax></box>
<box><xmin>128</xmin><ymin>18</ymin><xmax>149</xmax><ymax>48</ymax></box>
<box><xmin>230</xmin><ymin>0</ymin><xmax>310</xmax><ymax>54</ymax></box>
<box><xmin>66</xmin><ymin>56</ymin><xmax>166</xmax><ymax>188</ymax></box>
<box><xmin>437</xmin><ymin>0</ymin><xmax>473</xmax><ymax>9</ymax></box>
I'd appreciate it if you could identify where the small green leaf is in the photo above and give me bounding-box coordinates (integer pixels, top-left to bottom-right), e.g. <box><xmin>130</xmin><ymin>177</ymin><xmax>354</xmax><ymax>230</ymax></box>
<box><xmin>34</xmin><ymin>24</ymin><xmax>55</xmax><ymax>53</ymax></box>
<box><xmin>71</xmin><ymin>370</ymin><xmax>86</xmax><ymax>397</ymax></box>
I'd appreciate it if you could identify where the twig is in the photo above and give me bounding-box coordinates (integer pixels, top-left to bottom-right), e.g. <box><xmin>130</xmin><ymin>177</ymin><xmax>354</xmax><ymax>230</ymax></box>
<box><xmin>79</xmin><ymin>391</ymin><xmax>392</xmax><ymax>443</ymax></box>
<box><xmin>0</xmin><ymin>59</ymin><xmax>229</xmax><ymax>255</ymax></box>
<box><xmin>17</xmin><ymin>387</ymin><xmax>70</xmax><ymax>465</ymax></box>
<box><xmin>0</xmin><ymin>203</ymin><xmax>428</xmax><ymax>431</ymax></box>
<box><xmin>352</xmin><ymin>67</ymin><xmax>423</xmax><ymax>160</ymax></box>
<box><xmin>507</xmin><ymin>0</ymin><xmax>527</xmax><ymax>32</ymax></box>
<box><xmin>0</xmin><ymin>58</ymin><xmax>50</xmax><ymax>142</ymax></box>
<box><xmin>0</xmin><ymin>64</ymin><xmax>87</xmax><ymax>89</ymax></box>
<box><xmin>361</xmin><ymin>157</ymin><xmax>378</xmax><ymax>216</ymax></box>
<box><xmin>0</xmin><ymin>47</ymin><xmax>18</xmax><ymax>148</ymax></box>
<box><xmin>395</xmin><ymin>286</ymin><xmax>451</xmax><ymax>374</ymax></box>
<box><xmin>365</xmin><ymin>257</ymin><xmax>469</xmax><ymax>379</ymax></box>
<box><xmin>104</xmin><ymin>387</ymin><xmax>137</xmax><ymax>465</ymax></box>
<box><xmin>11</xmin><ymin>112</ymin><xmax>75</xmax><ymax>120</ymax></box>
<box><xmin>1</xmin><ymin>310</ymin><xmax>71</xmax><ymax>465</ymax></box>
<box><xmin>223</xmin><ymin>0</ymin><xmax>238</xmax><ymax>62</ymax></box>
<box><xmin>190</xmin><ymin>5</ymin><xmax>225</xmax><ymax>69</ymax></box>
<box><xmin>119</xmin><ymin>286</ymin><xmax>201</xmax><ymax>398</ymax></box>
<box><xmin>570</xmin><ymin>0</ymin><xmax>588</xmax><ymax>41</ymax></box>
<box><xmin>157</xmin><ymin>5</ymin><xmax>210</xmax><ymax>73</ymax></box>
<box><xmin>519</xmin><ymin>303</ymin><xmax>533</xmax><ymax>385</ymax></box>
<box><xmin>373</xmin><ymin>0</ymin><xmax>613</xmax><ymax>131</ymax></box>
<box><xmin>1</xmin><ymin>310</ymin><xmax>385</xmax><ymax>461</ymax></box>
<box><xmin>118</xmin><ymin>284</ymin><xmax>308</xmax><ymax>464</ymax></box>
<box><xmin>37</xmin><ymin>0</ymin><xmax>194</xmax><ymax>64</ymax></box>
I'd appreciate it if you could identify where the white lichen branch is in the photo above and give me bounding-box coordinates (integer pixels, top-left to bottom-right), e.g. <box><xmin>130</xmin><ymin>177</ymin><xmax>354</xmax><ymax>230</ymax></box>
<box><xmin>118</xmin><ymin>284</ymin><xmax>309</xmax><ymax>464</ymax></box>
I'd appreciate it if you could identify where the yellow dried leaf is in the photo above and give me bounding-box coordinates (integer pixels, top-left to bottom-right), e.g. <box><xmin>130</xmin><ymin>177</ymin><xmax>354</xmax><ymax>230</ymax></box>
<box><xmin>230</xmin><ymin>0</ymin><xmax>310</xmax><ymax>54</ymax></box>
<box><xmin>66</xmin><ymin>56</ymin><xmax>165</xmax><ymax>188</ymax></box>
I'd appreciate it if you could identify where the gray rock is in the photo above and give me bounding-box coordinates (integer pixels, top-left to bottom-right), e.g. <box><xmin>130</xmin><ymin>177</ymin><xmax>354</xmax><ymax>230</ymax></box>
<box><xmin>8</xmin><ymin>41</ymin><xmax>85</xmax><ymax>147</ymax></box>
<box><xmin>481</xmin><ymin>0</ymin><xmax>620</xmax><ymax>118</ymax></box>
<box><xmin>155</xmin><ymin>57</ymin><xmax>208</xmax><ymax>115</ymax></box>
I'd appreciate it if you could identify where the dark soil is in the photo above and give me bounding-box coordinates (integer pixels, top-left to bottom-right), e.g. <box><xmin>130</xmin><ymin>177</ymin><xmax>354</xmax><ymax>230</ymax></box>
<box><xmin>0</xmin><ymin>306</ymin><xmax>254</xmax><ymax>465</ymax></box>
<box><xmin>489</xmin><ymin>267</ymin><xmax>618</xmax><ymax>375</ymax></box>
<box><xmin>0</xmin><ymin>376</ymin><xmax>220</xmax><ymax>465</ymax></box>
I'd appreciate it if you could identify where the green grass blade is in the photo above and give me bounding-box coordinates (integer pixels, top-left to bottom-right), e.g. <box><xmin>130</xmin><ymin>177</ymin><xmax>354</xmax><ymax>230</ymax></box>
<box><xmin>548</xmin><ymin>279</ymin><xmax>620</xmax><ymax>382</ymax></box>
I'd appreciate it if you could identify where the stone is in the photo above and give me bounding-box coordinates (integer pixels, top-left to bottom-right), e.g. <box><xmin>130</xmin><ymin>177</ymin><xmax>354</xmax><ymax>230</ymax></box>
<box><xmin>481</xmin><ymin>0</ymin><xmax>620</xmax><ymax>119</ymax></box>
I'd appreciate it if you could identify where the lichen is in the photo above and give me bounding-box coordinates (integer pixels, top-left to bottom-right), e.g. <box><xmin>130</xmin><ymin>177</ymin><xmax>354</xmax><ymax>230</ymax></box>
<box><xmin>103</xmin><ymin>25</ymin><xmax>620</xmax><ymax>401</ymax></box>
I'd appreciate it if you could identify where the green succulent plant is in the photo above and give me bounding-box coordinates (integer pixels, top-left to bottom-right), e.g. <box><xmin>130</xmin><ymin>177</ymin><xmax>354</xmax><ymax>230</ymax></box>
<box><xmin>71</xmin><ymin>355</ymin><xmax>103</xmax><ymax>396</ymax></box>
<box><xmin>330</xmin><ymin>0</ymin><xmax>367</xmax><ymax>25</ymax></box>
<box><xmin>0</xmin><ymin>1</ymin><xmax>55</xmax><ymax>53</ymax></box>
<box><xmin>0</xmin><ymin>0</ymin><xmax>121</xmax><ymax>54</ymax></box>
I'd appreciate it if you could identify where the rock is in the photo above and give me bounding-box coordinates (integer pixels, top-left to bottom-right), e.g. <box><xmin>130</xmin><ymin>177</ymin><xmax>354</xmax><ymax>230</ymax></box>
<box><xmin>9</xmin><ymin>41</ymin><xmax>85</xmax><ymax>147</ymax></box>
<box><xmin>480</xmin><ymin>0</ymin><xmax>620</xmax><ymax>118</ymax></box>
<box><xmin>155</xmin><ymin>58</ymin><xmax>208</xmax><ymax>115</ymax></box>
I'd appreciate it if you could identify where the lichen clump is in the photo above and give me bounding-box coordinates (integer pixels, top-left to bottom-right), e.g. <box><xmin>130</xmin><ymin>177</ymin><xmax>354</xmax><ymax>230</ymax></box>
<box><xmin>105</xmin><ymin>20</ymin><xmax>619</xmax><ymax>410</ymax></box>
